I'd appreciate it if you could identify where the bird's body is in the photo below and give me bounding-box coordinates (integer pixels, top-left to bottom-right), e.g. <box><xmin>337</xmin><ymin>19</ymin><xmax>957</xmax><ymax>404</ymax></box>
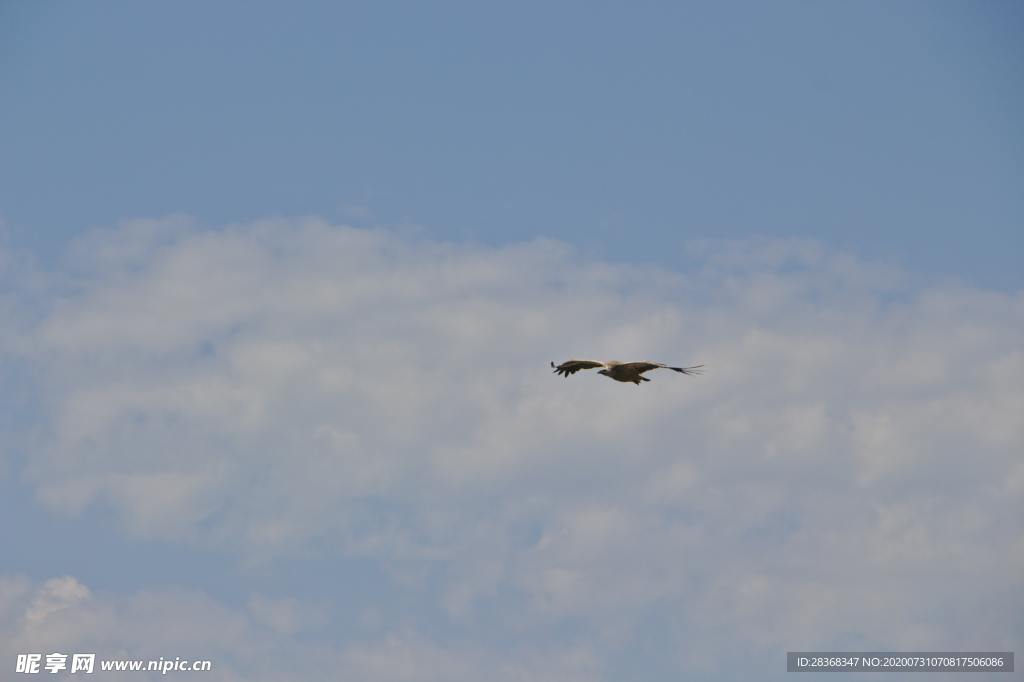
<box><xmin>551</xmin><ymin>359</ymin><xmax>704</xmax><ymax>385</ymax></box>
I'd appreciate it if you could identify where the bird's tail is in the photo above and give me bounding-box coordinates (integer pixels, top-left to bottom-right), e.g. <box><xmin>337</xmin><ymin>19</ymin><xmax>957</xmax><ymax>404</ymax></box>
<box><xmin>669</xmin><ymin>364</ymin><xmax>705</xmax><ymax>376</ymax></box>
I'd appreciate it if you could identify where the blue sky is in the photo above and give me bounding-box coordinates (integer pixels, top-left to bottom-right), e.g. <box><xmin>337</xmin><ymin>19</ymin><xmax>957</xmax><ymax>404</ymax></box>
<box><xmin>1</xmin><ymin>2</ymin><xmax>1021</xmax><ymax>681</ymax></box>
<box><xmin>2</xmin><ymin>0</ymin><xmax>1022</xmax><ymax>285</ymax></box>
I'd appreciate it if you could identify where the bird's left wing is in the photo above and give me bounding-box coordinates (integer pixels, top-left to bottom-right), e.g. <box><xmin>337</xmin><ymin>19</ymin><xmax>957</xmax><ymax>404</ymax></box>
<box><xmin>617</xmin><ymin>361</ymin><xmax>665</xmax><ymax>375</ymax></box>
<box><xmin>551</xmin><ymin>359</ymin><xmax>606</xmax><ymax>377</ymax></box>
<box><xmin>619</xmin><ymin>362</ymin><xmax>705</xmax><ymax>376</ymax></box>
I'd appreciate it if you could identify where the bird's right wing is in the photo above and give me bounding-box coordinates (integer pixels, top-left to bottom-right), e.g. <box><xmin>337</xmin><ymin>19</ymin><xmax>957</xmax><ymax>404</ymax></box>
<box><xmin>551</xmin><ymin>359</ymin><xmax>606</xmax><ymax>377</ymax></box>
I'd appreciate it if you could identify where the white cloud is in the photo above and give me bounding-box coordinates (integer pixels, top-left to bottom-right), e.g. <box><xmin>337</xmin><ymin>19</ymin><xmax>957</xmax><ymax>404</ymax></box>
<box><xmin>0</xmin><ymin>575</ymin><xmax>599</xmax><ymax>682</ymax></box>
<box><xmin>5</xmin><ymin>218</ymin><xmax>1022</xmax><ymax>676</ymax></box>
<box><xmin>246</xmin><ymin>595</ymin><xmax>326</xmax><ymax>636</ymax></box>
<box><xmin>24</xmin><ymin>576</ymin><xmax>91</xmax><ymax>626</ymax></box>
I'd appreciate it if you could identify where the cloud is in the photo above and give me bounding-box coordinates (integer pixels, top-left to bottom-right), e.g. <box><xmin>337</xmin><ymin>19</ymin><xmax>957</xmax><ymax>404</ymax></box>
<box><xmin>333</xmin><ymin>631</ymin><xmax>598</xmax><ymax>682</ymax></box>
<box><xmin>246</xmin><ymin>595</ymin><xmax>326</xmax><ymax>636</ymax></box>
<box><xmin>4</xmin><ymin>217</ymin><xmax>1022</xmax><ymax>676</ymax></box>
<box><xmin>0</xmin><ymin>574</ymin><xmax>599</xmax><ymax>682</ymax></box>
<box><xmin>24</xmin><ymin>577</ymin><xmax>91</xmax><ymax>626</ymax></box>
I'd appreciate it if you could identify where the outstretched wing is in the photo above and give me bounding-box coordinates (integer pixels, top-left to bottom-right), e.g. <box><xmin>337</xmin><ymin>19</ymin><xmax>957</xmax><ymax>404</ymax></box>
<box><xmin>619</xmin><ymin>362</ymin><xmax>705</xmax><ymax>376</ymax></box>
<box><xmin>551</xmin><ymin>359</ymin><xmax>606</xmax><ymax>377</ymax></box>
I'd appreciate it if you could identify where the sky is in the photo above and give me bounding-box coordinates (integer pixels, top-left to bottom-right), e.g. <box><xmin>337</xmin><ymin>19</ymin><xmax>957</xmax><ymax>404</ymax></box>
<box><xmin>0</xmin><ymin>2</ymin><xmax>1021</xmax><ymax>680</ymax></box>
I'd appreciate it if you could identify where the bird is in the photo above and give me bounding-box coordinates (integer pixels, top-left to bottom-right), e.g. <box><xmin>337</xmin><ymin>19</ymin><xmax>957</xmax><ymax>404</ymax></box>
<box><xmin>550</xmin><ymin>359</ymin><xmax>704</xmax><ymax>385</ymax></box>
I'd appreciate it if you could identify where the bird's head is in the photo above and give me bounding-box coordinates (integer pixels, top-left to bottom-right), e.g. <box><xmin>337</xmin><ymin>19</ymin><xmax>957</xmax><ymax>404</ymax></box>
<box><xmin>597</xmin><ymin>369</ymin><xmax>609</xmax><ymax>376</ymax></box>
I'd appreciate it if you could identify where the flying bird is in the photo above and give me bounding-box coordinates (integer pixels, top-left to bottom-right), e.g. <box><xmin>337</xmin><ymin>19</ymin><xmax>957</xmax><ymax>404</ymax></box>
<box><xmin>551</xmin><ymin>359</ymin><xmax>705</xmax><ymax>385</ymax></box>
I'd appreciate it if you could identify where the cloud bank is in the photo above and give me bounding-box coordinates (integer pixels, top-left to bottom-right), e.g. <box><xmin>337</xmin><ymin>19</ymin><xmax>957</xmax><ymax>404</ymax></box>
<box><xmin>3</xmin><ymin>217</ymin><xmax>1021</xmax><ymax>678</ymax></box>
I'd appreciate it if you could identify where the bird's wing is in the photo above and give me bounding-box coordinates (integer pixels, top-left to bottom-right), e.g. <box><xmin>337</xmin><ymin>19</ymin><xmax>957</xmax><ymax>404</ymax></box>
<box><xmin>619</xmin><ymin>362</ymin><xmax>705</xmax><ymax>376</ymax></box>
<box><xmin>617</xmin><ymin>361</ymin><xmax>665</xmax><ymax>375</ymax></box>
<box><xmin>551</xmin><ymin>359</ymin><xmax>606</xmax><ymax>377</ymax></box>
